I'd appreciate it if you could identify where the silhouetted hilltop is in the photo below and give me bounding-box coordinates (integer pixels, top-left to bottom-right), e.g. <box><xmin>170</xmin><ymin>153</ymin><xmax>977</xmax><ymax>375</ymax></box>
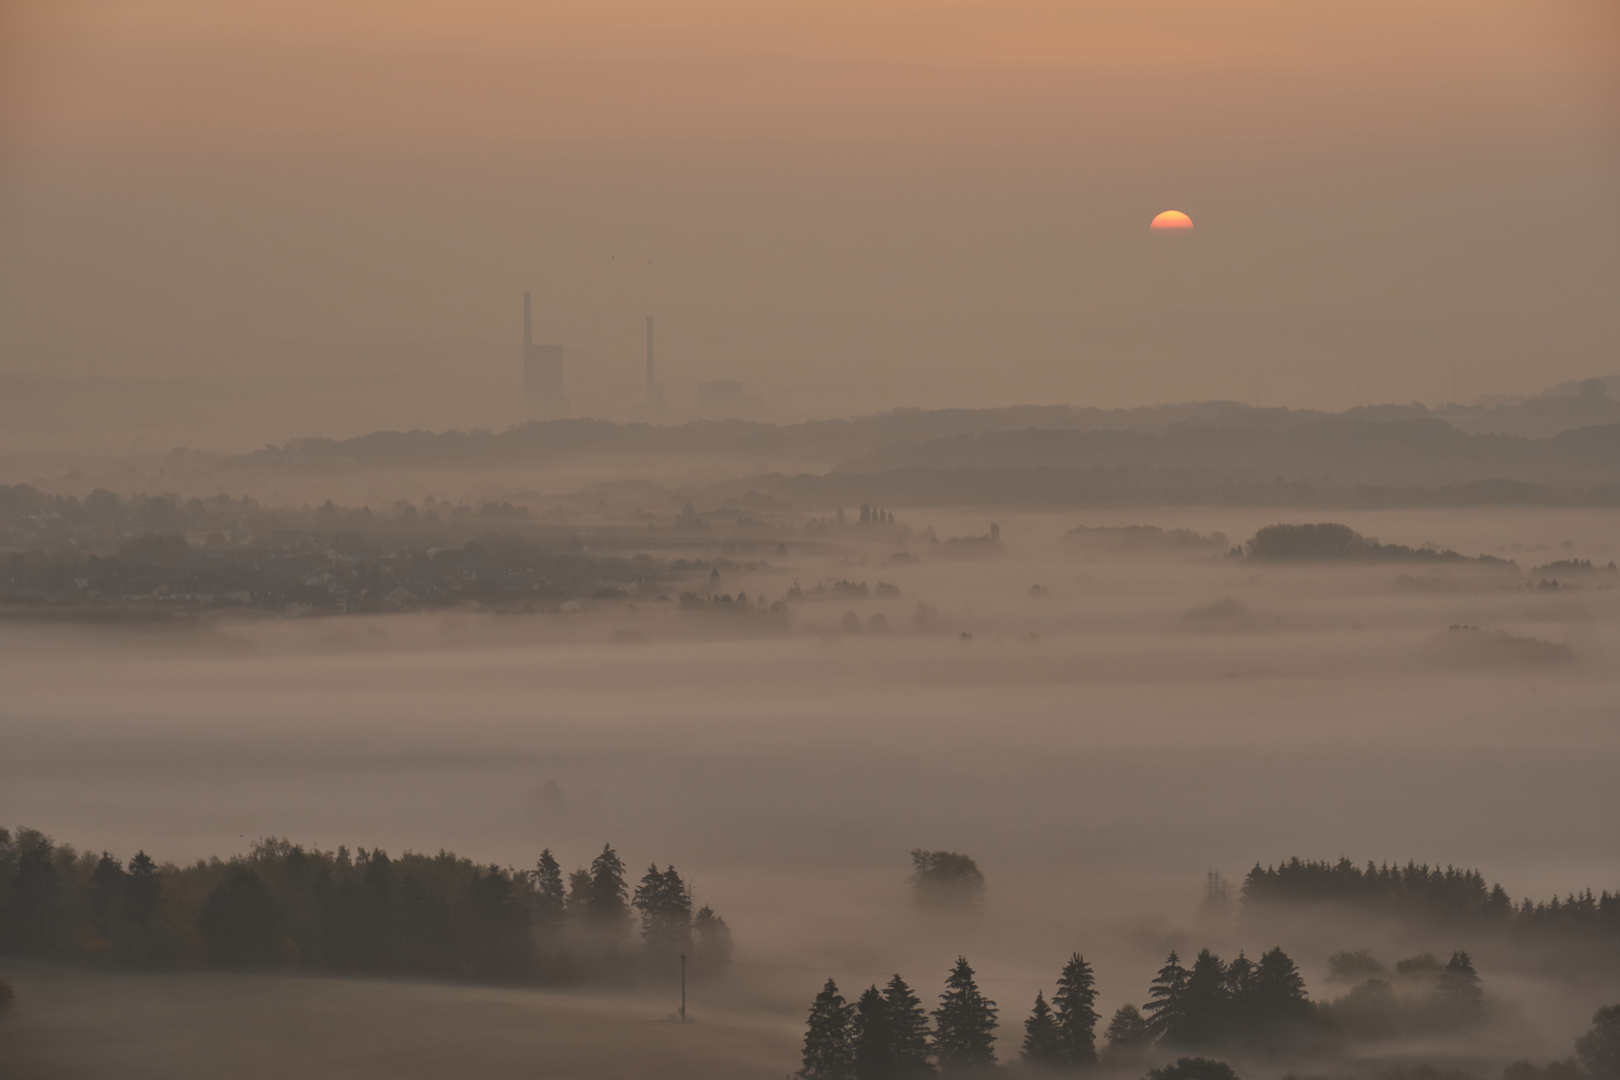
<box><xmin>1243</xmin><ymin>522</ymin><xmax>1510</xmax><ymax>563</ymax></box>
<box><xmin>223</xmin><ymin>401</ymin><xmax>1333</xmax><ymax>473</ymax></box>
<box><xmin>839</xmin><ymin>419</ymin><xmax>1620</xmax><ymax>489</ymax></box>
<box><xmin>213</xmin><ymin>406</ymin><xmax>1620</xmax><ymax>511</ymax></box>
<box><xmin>1443</xmin><ymin>376</ymin><xmax>1620</xmax><ymax>438</ymax></box>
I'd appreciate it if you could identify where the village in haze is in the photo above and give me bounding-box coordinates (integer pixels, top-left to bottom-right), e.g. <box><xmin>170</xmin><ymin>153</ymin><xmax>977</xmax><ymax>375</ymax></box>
<box><xmin>1</xmin><ymin>1</ymin><xmax>1618</xmax><ymax>1079</ymax></box>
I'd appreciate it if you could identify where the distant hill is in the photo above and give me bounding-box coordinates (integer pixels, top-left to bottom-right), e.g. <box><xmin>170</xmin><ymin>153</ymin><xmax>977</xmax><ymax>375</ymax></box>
<box><xmin>213</xmin><ymin>381</ymin><xmax>1620</xmax><ymax>509</ymax></box>
<box><xmin>224</xmin><ymin>400</ymin><xmax>1330</xmax><ymax>475</ymax></box>
<box><xmin>1440</xmin><ymin>376</ymin><xmax>1620</xmax><ymax>439</ymax></box>
<box><xmin>836</xmin><ymin>420</ymin><xmax>1620</xmax><ymax>491</ymax></box>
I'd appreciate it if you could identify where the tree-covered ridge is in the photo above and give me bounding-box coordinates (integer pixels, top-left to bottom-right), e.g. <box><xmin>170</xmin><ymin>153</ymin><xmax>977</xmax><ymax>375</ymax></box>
<box><xmin>1240</xmin><ymin>857</ymin><xmax>1620</xmax><ymax>938</ymax></box>
<box><xmin>1242</xmin><ymin>523</ymin><xmax>1511</xmax><ymax>563</ymax></box>
<box><xmin>0</xmin><ymin>828</ymin><xmax>730</xmax><ymax>986</ymax></box>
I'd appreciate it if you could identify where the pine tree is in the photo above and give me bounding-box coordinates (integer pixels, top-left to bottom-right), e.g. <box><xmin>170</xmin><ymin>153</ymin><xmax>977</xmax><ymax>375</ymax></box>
<box><xmin>198</xmin><ymin>865</ymin><xmax>282</xmax><ymax>969</ymax></box>
<box><xmin>932</xmin><ymin>956</ymin><xmax>998</xmax><ymax>1071</ymax></box>
<box><xmin>533</xmin><ymin>849</ymin><xmax>565</xmax><ymax>933</ymax></box>
<box><xmin>89</xmin><ymin>853</ymin><xmax>127</xmax><ymax>926</ymax></box>
<box><xmin>1021</xmin><ymin>991</ymin><xmax>1064</xmax><ymax>1066</ymax></box>
<box><xmin>692</xmin><ymin>905</ymin><xmax>734</xmax><ymax>975</ymax></box>
<box><xmin>802</xmin><ymin>979</ymin><xmax>856</xmax><ymax>1080</ymax></box>
<box><xmin>1436</xmin><ymin>951</ymin><xmax>1483</xmax><ymax>1022</ymax></box>
<box><xmin>1223</xmin><ymin>952</ymin><xmax>1256</xmax><ymax>1041</ymax></box>
<box><xmin>125</xmin><ymin>851</ymin><xmax>162</xmax><ymax>926</ymax></box>
<box><xmin>1143</xmin><ymin>951</ymin><xmax>1189</xmax><ymax>1041</ymax></box>
<box><xmin>565</xmin><ymin>867</ymin><xmax>592</xmax><ymax>918</ymax></box>
<box><xmin>1105</xmin><ymin>1004</ymin><xmax>1152</xmax><ymax>1049</ymax></box>
<box><xmin>1176</xmin><ymin>949</ymin><xmax>1229</xmax><ymax>1048</ymax></box>
<box><xmin>632</xmin><ymin>864</ymin><xmax>693</xmax><ymax>957</ymax></box>
<box><xmin>586</xmin><ymin>844</ymin><xmax>630</xmax><ymax>937</ymax></box>
<box><xmin>1252</xmin><ymin>947</ymin><xmax>1309</xmax><ymax>1021</ymax></box>
<box><xmin>1053</xmin><ymin>952</ymin><xmax>1100</xmax><ymax>1065</ymax></box>
<box><xmin>853</xmin><ymin>985</ymin><xmax>898</xmax><ymax>1080</ymax></box>
<box><xmin>883</xmin><ymin>974</ymin><xmax>934</xmax><ymax>1078</ymax></box>
<box><xmin>1249</xmin><ymin>946</ymin><xmax>1313</xmax><ymax>1047</ymax></box>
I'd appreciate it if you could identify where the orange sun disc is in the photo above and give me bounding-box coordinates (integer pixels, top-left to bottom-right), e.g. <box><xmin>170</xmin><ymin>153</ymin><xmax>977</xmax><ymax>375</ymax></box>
<box><xmin>1150</xmin><ymin>210</ymin><xmax>1194</xmax><ymax>231</ymax></box>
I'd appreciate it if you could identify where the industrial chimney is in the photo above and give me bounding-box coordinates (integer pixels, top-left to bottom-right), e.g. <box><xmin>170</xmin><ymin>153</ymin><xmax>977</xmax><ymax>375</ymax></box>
<box><xmin>521</xmin><ymin>292</ymin><xmax>568</xmax><ymax>417</ymax></box>
<box><xmin>644</xmin><ymin>315</ymin><xmax>664</xmax><ymax>405</ymax></box>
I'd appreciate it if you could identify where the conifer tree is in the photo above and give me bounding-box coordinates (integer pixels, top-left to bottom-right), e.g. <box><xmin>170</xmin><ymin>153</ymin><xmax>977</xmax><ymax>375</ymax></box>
<box><xmin>1143</xmin><ymin>951</ymin><xmax>1189</xmax><ymax>1041</ymax></box>
<box><xmin>586</xmin><ymin>844</ymin><xmax>630</xmax><ymax>937</ymax></box>
<box><xmin>1177</xmin><ymin>949</ymin><xmax>1230</xmax><ymax>1048</ymax></box>
<box><xmin>1436</xmin><ymin>951</ymin><xmax>1483</xmax><ymax>1021</ymax></box>
<box><xmin>1252</xmin><ymin>947</ymin><xmax>1309</xmax><ymax>1021</ymax></box>
<box><xmin>1021</xmin><ymin>991</ymin><xmax>1064</xmax><ymax>1066</ymax></box>
<box><xmin>198</xmin><ymin>865</ymin><xmax>282</xmax><ymax>969</ymax></box>
<box><xmin>932</xmin><ymin>956</ymin><xmax>998</xmax><ymax>1071</ymax></box>
<box><xmin>883</xmin><ymin>974</ymin><xmax>934</xmax><ymax>1077</ymax></box>
<box><xmin>802</xmin><ymin>979</ymin><xmax>856</xmax><ymax>1080</ymax></box>
<box><xmin>693</xmin><ymin>905</ymin><xmax>734</xmax><ymax>974</ymax></box>
<box><xmin>565</xmin><ymin>867</ymin><xmax>592</xmax><ymax>918</ymax></box>
<box><xmin>632</xmin><ymin>864</ymin><xmax>693</xmax><ymax>956</ymax></box>
<box><xmin>1250</xmin><ymin>946</ymin><xmax>1313</xmax><ymax>1046</ymax></box>
<box><xmin>853</xmin><ymin>985</ymin><xmax>898</xmax><ymax>1080</ymax></box>
<box><xmin>533</xmin><ymin>849</ymin><xmax>565</xmax><ymax>932</ymax></box>
<box><xmin>125</xmin><ymin>851</ymin><xmax>161</xmax><ymax>925</ymax></box>
<box><xmin>89</xmin><ymin>853</ymin><xmax>127</xmax><ymax>926</ymax></box>
<box><xmin>1223</xmin><ymin>952</ymin><xmax>1256</xmax><ymax>1040</ymax></box>
<box><xmin>1053</xmin><ymin>952</ymin><xmax>1100</xmax><ymax>1065</ymax></box>
<box><xmin>1105</xmin><ymin>1004</ymin><xmax>1152</xmax><ymax>1049</ymax></box>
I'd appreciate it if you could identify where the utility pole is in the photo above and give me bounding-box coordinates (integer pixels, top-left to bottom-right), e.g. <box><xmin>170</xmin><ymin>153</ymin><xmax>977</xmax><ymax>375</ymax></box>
<box><xmin>679</xmin><ymin>952</ymin><xmax>687</xmax><ymax>1021</ymax></box>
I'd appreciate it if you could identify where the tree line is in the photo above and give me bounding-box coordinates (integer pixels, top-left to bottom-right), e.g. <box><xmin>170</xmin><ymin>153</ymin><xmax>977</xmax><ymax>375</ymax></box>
<box><xmin>1241</xmin><ymin>858</ymin><xmax>1620</xmax><ymax>942</ymax></box>
<box><xmin>0</xmin><ymin>828</ymin><xmax>729</xmax><ymax>985</ymax></box>
<box><xmin>796</xmin><ymin>940</ymin><xmax>1512</xmax><ymax>1078</ymax></box>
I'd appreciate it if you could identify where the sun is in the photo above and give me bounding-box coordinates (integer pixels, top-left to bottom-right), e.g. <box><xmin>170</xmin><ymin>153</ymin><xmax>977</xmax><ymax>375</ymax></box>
<box><xmin>1150</xmin><ymin>210</ymin><xmax>1194</xmax><ymax>232</ymax></box>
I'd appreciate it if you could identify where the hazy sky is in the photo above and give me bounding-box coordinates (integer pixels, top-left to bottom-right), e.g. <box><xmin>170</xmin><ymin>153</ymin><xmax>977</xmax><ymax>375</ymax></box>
<box><xmin>2</xmin><ymin>0</ymin><xmax>1616</xmax><ymax>429</ymax></box>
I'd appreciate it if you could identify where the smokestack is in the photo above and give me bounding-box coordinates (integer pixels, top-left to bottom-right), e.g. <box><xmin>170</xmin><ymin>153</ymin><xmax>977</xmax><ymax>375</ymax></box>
<box><xmin>523</xmin><ymin>292</ymin><xmax>532</xmax><ymax>349</ymax></box>
<box><xmin>645</xmin><ymin>315</ymin><xmax>654</xmax><ymax>397</ymax></box>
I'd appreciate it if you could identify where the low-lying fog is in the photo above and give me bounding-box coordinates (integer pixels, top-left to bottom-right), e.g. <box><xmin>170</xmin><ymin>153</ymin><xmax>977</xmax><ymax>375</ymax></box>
<box><xmin>3</xmin><ymin>507</ymin><xmax>1617</xmax><ymax>1076</ymax></box>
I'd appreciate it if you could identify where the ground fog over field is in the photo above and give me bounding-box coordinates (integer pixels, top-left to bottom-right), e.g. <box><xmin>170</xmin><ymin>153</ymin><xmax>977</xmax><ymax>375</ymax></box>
<box><xmin>2</xmin><ymin>507</ymin><xmax>1616</xmax><ymax>1076</ymax></box>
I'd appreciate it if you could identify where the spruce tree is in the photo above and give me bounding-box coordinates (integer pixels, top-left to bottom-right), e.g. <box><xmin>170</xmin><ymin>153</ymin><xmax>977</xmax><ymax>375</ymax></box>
<box><xmin>565</xmin><ymin>867</ymin><xmax>592</xmax><ymax>918</ymax></box>
<box><xmin>1105</xmin><ymin>1004</ymin><xmax>1152</xmax><ymax>1049</ymax></box>
<box><xmin>632</xmin><ymin>864</ymin><xmax>693</xmax><ymax>956</ymax></box>
<box><xmin>1053</xmin><ymin>952</ymin><xmax>1100</xmax><ymax>1065</ymax></box>
<box><xmin>932</xmin><ymin>956</ymin><xmax>998</xmax><ymax>1071</ymax></box>
<box><xmin>533</xmin><ymin>849</ymin><xmax>566</xmax><ymax>933</ymax></box>
<box><xmin>1436</xmin><ymin>951</ymin><xmax>1483</xmax><ymax>1022</ymax></box>
<box><xmin>1021</xmin><ymin>991</ymin><xmax>1064</xmax><ymax>1066</ymax></box>
<box><xmin>1223</xmin><ymin>952</ymin><xmax>1256</xmax><ymax>1041</ymax></box>
<box><xmin>853</xmin><ymin>985</ymin><xmax>898</xmax><ymax>1080</ymax></box>
<box><xmin>1252</xmin><ymin>947</ymin><xmax>1309</xmax><ymax>1022</ymax></box>
<box><xmin>1250</xmin><ymin>947</ymin><xmax>1313</xmax><ymax>1047</ymax></box>
<box><xmin>198</xmin><ymin>865</ymin><xmax>282</xmax><ymax>969</ymax></box>
<box><xmin>693</xmin><ymin>905</ymin><xmax>734</xmax><ymax>974</ymax></box>
<box><xmin>89</xmin><ymin>853</ymin><xmax>127</xmax><ymax>926</ymax></box>
<box><xmin>125</xmin><ymin>851</ymin><xmax>162</xmax><ymax>925</ymax></box>
<box><xmin>586</xmin><ymin>844</ymin><xmax>630</xmax><ymax>937</ymax></box>
<box><xmin>802</xmin><ymin>979</ymin><xmax>856</xmax><ymax>1080</ymax></box>
<box><xmin>1143</xmin><ymin>951</ymin><xmax>1189</xmax><ymax>1041</ymax></box>
<box><xmin>883</xmin><ymin>974</ymin><xmax>934</xmax><ymax>1077</ymax></box>
<box><xmin>1177</xmin><ymin>949</ymin><xmax>1229</xmax><ymax>1048</ymax></box>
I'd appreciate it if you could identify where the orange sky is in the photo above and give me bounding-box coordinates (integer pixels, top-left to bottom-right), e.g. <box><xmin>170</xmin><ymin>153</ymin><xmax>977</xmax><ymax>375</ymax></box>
<box><xmin>11</xmin><ymin>0</ymin><xmax>1614</xmax><ymax>158</ymax></box>
<box><xmin>1</xmin><ymin>0</ymin><xmax>1616</xmax><ymax>429</ymax></box>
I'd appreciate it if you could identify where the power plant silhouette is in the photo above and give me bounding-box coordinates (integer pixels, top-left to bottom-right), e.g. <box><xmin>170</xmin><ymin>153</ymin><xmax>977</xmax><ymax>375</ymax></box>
<box><xmin>522</xmin><ymin>292</ymin><xmax>568</xmax><ymax>418</ymax></box>
<box><xmin>645</xmin><ymin>315</ymin><xmax>664</xmax><ymax>405</ymax></box>
<box><xmin>523</xmin><ymin>297</ymin><xmax>739</xmax><ymax>418</ymax></box>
